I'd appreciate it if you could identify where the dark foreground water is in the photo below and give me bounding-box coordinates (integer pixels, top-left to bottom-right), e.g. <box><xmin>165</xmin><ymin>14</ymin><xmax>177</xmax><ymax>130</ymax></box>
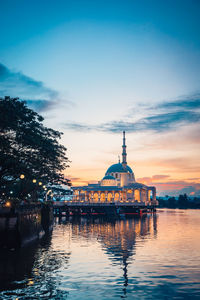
<box><xmin>0</xmin><ymin>209</ymin><xmax>200</xmax><ymax>299</ymax></box>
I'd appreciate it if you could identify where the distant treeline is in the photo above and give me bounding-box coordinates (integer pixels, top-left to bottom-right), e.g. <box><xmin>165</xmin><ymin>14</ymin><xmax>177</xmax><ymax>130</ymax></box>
<box><xmin>157</xmin><ymin>194</ymin><xmax>200</xmax><ymax>209</ymax></box>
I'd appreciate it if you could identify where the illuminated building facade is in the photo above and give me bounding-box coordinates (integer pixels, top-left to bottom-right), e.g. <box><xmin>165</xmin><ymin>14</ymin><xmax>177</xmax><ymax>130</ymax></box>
<box><xmin>72</xmin><ymin>132</ymin><xmax>157</xmax><ymax>206</ymax></box>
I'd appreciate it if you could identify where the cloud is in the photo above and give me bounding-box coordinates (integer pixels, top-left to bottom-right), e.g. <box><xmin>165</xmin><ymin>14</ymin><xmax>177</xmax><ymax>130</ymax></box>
<box><xmin>137</xmin><ymin>175</ymin><xmax>200</xmax><ymax>196</ymax></box>
<box><xmin>153</xmin><ymin>157</ymin><xmax>200</xmax><ymax>173</ymax></box>
<box><xmin>25</xmin><ymin>99</ymin><xmax>57</xmax><ymax>112</ymax></box>
<box><xmin>104</xmin><ymin>111</ymin><xmax>200</xmax><ymax>132</ymax></box>
<box><xmin>66</xmin><ymin>175</ymin><xmax>82</xmax><ymax>181</ymax></box>
<box><xmin>65</xmin><ymin>174</ymin><xmax>90</xmax><ymax>186</ymax></box>
<box><xmin>157</xmin><ymin>93</ymin><xmax>200</xmax><ymax>110</ymax></box>
<box><xmin>152</xmin><ymin>175</ymin><xmax>170</xmax><ymax>180</ymax></box>
<box><xmin>64</xmin><ymin>122</ymin><xmax>93</xmax><ymax>132</ymax></box>
<box><xmin>158</xmin><ymin>183</ymin><xmax>200</xmax><ymax>197</ymax></box>
<box><xmin>0</xmin><ymin>63</ymin><xmax>65</xmax><ymax>112</ymax></box>
<box><xmin>63</xmin><ymin>93</ymin><xmax>200</xmax><ymax>133</ymax></box>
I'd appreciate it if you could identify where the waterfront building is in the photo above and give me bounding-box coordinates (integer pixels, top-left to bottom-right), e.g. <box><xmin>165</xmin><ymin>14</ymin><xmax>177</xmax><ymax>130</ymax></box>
<box><xmin>72</xmin><ymin>132</ymin><xmax>156</xmax><ymax>205</ymax></box>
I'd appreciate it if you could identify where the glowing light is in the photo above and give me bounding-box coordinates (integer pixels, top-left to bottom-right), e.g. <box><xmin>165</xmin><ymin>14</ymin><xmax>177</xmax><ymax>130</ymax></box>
<box><xmin>32</xmin><ymin>179</ymin><xmax>37</xmax><ymax>183</ymax></box>
<box><xmin>5</xmin><ymin>201</ymin><xmax>11</xmax><ymax>207</ymax></box>
<box><xmin>20</xmin><ymin>174</ymin><xmax>25</xmax><ymax>179</ymax></box>
<box><xmin>28</xmin><ymin>279</ymin><xmax>34</xmax><ymax>286</ymax></box>
<box><xmin>38</xmin><ymin>182</ymin><xmax>42</xmax><ymax>186</ymax></box>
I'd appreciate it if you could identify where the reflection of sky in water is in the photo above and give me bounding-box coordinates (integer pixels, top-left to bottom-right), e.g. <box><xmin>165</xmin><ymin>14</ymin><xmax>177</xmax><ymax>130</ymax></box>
<box><xmin>0</xmin><ymin>210</ymin><xmax>200</xmax><ymax>299</ymax></box>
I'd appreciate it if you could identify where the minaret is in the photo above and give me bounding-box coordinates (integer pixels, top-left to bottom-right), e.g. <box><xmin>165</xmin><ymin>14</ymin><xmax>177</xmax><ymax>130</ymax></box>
<box><xmin>122</xmin><ymin>131</ymin><xmax>127</xmax><ymax>168</ymax></box>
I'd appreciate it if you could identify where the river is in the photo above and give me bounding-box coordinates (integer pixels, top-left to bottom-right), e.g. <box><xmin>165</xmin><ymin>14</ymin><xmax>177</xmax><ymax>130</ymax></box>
<box><xmin>0</xmin><ymin>209</ymin><xmax>200</xmax><ymax>299</ymax></box>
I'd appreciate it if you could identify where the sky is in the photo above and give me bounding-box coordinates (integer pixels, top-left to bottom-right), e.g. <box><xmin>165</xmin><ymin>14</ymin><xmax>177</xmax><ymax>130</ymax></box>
<box><xmin>0</xmin><ymin>0</ymin><xmax>200</xmax><ymax>196</ymax></box>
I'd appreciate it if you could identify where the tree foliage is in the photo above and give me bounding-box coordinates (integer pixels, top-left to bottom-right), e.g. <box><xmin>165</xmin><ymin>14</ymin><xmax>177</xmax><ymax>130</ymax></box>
<box><xmin>0</xmin><ymin>96</ymin><xmax>70</xmax><ymax>200</ymax></box>
<box><xmin>158</xmin><ymin>194</ymin><xmax>200</xmax><ymax>209</ymax></box>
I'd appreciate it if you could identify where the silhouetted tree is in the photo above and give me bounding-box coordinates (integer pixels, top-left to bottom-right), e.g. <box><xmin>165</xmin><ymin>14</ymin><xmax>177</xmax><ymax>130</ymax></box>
<box><xmin>167</xmin><ymin>197</ymin><xmax>176</xmax><ymax>208</ymax></box>
<box><xmin>178</xmin><ymin>194</ymin><xmax>189</xmax><ymax>208</ymax></box>
<box><xmin>158</xmin><ymin>195</ymin><xmax>200</xmax><ymax>209</ymax></box>
<box><xmin>0</xmin><ymin>96</ymin><xmax>70</xmax><ymax>201</ymax></box>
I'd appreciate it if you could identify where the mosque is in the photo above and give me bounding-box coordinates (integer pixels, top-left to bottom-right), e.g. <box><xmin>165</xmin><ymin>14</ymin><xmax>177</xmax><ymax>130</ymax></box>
<box><xmin>72</xmin><ymin>132</ymin><xmax>157</xmax><ymax>206</ymax></box>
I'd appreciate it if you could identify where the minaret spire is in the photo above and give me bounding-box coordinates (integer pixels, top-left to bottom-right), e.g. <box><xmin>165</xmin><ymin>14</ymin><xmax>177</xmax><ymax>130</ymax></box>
<box><xmin>122</xmin><ymin>131</ymin><xmax>127</xmax><ymax>167</ymax></box>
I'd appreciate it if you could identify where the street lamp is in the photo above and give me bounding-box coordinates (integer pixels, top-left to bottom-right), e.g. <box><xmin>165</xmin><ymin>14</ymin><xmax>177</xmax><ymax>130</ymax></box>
<box><xmin>38</xmin><ymin>182</ymin><xmax>42</xmax><ymax>186</ymax></box>
<box><xmin>5</xmin><ymin>201</ymin><xmax>11</xmax><ymax>207</ymax></box>
<box><xmin>32</xmin><ymin>179</ymin><xmax>37</xmax><ymax>183</ymax></box>
<box><xmin>19</xmin><ymin>174</ymin><xmax>25</xmax><ymax>198</ymax></box>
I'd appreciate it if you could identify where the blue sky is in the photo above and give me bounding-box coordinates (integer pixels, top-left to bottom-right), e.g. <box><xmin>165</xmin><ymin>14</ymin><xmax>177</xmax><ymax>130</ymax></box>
<box><xmin>0</xmin><ymin>0</ymin><xmax>200</xmax><ymax>195</ymax></box>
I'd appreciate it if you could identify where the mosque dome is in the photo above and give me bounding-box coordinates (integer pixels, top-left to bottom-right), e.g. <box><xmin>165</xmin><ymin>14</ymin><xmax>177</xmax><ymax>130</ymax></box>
<box><xmin>106</xmin><ymin>163</ymin><xmax>133</xmax><ymax>175</ymax></box>
<box><xmin>101</xmin><ymin>174</ymin><xmax>117</xmax><ymax>186</ymax></box>
<box><xmin>102</xmin><ymin>175</ymin><xmax>116</xmax><ymax>180</ymax></box>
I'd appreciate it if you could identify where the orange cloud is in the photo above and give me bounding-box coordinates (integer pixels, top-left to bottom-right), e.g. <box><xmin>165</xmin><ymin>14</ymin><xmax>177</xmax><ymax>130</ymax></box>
<box><xmin>152</xmin><ymin>175</ymin><xmax>170</xmax><ymax>180</ymax></box>
<box><xmin>137</xmin><ymin>175</ymin><xmax>200</xmax><ymax>196</ymax></box>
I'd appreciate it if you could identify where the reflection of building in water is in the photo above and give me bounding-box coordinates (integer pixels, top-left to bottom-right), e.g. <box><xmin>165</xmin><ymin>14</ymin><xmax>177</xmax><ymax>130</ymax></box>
<box><xmin>70</xmin><ymin>215</ymin><xmax>157</xmax><ymax>297</ymax></box>
<box><xmin>72</xmin><ymin>132</ymin><xmax>157</xmax><ymax>206</ymax></box>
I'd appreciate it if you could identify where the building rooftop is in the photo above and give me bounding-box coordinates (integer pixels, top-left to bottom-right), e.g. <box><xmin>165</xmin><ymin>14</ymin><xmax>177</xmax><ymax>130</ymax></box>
<box><xmin>102</xmin><ymin>175</ymin><xmax>116</xmax><ymax>180</ymax></box>
<box><xmin>106</xmin><ymin>163</ymin><xmax>133</xmax><ymax>174</ymax></box>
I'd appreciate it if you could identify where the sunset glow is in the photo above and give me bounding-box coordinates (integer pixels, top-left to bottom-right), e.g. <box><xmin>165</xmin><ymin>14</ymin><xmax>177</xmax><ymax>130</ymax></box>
<box><xmin>0</xmin><ymin>1</ymin><xmax>199</xmax><ymax>196</ymax></box>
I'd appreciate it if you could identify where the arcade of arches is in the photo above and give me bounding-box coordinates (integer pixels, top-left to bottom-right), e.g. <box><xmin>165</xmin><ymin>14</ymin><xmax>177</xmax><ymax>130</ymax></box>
<box><xmin>73</xmin><ymin>187</ymin><xmax>156</xmax><ymax>204</ymax></box>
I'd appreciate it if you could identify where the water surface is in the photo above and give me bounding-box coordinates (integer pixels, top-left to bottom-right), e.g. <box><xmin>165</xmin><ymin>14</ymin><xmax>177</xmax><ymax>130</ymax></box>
<box><xmin>0</xmin><ymin>209</ymin><xmax>200</xmax><ymax>299</ymax></box>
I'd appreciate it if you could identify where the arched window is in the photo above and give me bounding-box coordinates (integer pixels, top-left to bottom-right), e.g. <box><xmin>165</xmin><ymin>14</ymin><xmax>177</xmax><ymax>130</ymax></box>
<box><xmin>107</xmin><ymin>193</ymin><xmax>113</xmax><ymax>202</ymax></box>
<box><xmin>134</xmin><ymin>190</ymin><xmax>140</xmax><ymax>202</ymax></box>
<box><xmin>100</xmin><ymin>193</ymin><xmax>105</xmax><ymax>202</ymax></box>
<box><xmin>114</xmin><ymin>193</ymin><xmax>120</xmax><ymax>201</ymax></box>
<box><xmin>93</xmin><ymin>193</ymin><xmax>98</xmax><ymax>202</ymax></box>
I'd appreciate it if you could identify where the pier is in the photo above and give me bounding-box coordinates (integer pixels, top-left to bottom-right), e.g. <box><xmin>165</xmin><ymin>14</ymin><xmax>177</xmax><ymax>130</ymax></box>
<box><xmin>53</xmin><ymin>201</ymin><xmax>157</xmax><ymax>218</ymax></box>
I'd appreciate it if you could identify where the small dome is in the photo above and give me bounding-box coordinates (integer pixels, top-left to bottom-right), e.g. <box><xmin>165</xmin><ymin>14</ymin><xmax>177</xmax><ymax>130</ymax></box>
<box><xmin>101</xmin><ymin>174</ymin><xmax>117</xmax><ymax>186</ymax></box>
<box><xmin>102</xmin><ymin>175</ymin><xmax>116</xmax><ymax>180</ymax></box>
<box><xmin>106</xmin><ymin>163</ymin><xmax>133</xmax><ymax>174</ymax></box>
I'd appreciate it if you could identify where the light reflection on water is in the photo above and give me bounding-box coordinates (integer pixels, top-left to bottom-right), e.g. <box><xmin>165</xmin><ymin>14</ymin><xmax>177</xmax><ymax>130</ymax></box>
<box><xmin>0</xmin><ymin>209</ymin><xmax>200</xmax><ymax>299</ymax></box>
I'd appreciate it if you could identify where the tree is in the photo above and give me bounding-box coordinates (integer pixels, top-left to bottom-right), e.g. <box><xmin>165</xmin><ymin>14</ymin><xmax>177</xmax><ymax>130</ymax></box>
<box><xmin>0</xmin><ymin>96</ymin><xmax>70</xmax><ymax>201</ymax></box>
<box><xmin>167</xmin><ymin>197</ymin><xmax>176</xmax><ymax>208</ymax></box>
<box><xmin>178</xmin><ymin>194</ymin><xmax>189</xmax><ymax>208</ymax></box>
